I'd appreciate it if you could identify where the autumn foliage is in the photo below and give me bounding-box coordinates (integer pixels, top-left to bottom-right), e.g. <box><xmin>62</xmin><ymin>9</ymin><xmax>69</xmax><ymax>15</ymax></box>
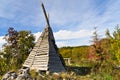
<box><xmin>0</xmin><ymin>26</ymin><xmax>120</xmax><ymax>79</ymax></box>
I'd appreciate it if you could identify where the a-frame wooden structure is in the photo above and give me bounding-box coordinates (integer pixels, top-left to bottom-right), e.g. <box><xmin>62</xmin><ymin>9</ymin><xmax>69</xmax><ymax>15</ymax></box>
<box><xmin>23</xmin><ymin>2</ymin><xmax>66</xmax><ymax>73</ymax></box>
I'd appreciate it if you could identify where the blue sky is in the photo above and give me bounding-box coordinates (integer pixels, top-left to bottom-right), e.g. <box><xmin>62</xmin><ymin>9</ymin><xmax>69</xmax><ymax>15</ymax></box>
<box><xmin>0</xmin><ymin>0</ymin><xmax>120</xmax><ymax>48</ymax></box>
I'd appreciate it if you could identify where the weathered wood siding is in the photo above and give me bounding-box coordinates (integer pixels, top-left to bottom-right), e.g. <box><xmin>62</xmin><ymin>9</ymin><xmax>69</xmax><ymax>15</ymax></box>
<box><xmin>23</xmin><ymin>26</ymin><xmax>66</xmax><ymax>72</ymax></box>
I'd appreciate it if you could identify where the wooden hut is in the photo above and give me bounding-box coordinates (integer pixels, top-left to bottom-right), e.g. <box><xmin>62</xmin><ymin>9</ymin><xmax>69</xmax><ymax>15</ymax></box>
<box><xmin>23</xmin><ymin>2</ymin><xmax>66</xmax><ymax>73</ymax></box>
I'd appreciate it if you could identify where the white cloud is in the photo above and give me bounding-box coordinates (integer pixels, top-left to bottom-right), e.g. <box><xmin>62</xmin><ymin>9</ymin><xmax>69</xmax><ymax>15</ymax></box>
<box><xmin>56</xmin><ymin>41</ymin><xmax>68</xmax><ymax>47</ymax></box>
<box><xmin>0</xmin><ymin>0</ymin><xmax>120</xmax><ymax>48</ymax></box>
<box><xmin>0</xmin><ymin>0</ymin><xmax>120</xmax><ymax>31</ymax></box>
<box><xmin>34</xmin><ymin>29</ymin><xmax>92</xmax><ymax>41</ymax></box>
<box><xmin>45</xmin><ymin>0</ymin><xmax>120</xmax><ymax>32</ymax></box>
<box><xmin>0</xmin><ymin>0</ymin><xmax>42</xmax><ymax>26</ymax></box>
<box><xmin>0</xmin><ymin>36</ymin><xmax>6</xmax><ymax>50</ymax></box>
<box><xmin>33</xmin><ymin>32</ymin><xmax>42</xmax><ymax>42</ymax></box>
<box><xmin>0</xmin><ymin>29</ymin><xmax>92</xmax><ymax>49</ymax></box>
<box><xmin>54</xmin><ymin>30</ymin><xmax>92</xmax><ymax>40</ymax></box>
<box><xmin>33</xmin><ymin>29</ymin><xmax>92</xmax><ymax>47</ymax></box>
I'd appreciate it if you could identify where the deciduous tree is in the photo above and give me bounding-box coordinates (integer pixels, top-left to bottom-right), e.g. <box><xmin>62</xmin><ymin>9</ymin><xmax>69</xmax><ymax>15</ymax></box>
<box><xmin>3</xmin><ymin>27</ymin><xmax>35</xmax><ymax>70</ymax></box>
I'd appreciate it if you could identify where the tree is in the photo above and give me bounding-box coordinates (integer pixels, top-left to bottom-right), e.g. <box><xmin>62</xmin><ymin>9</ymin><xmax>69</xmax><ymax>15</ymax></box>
<box><xmin>3</xmin><ymin>27</ymin><xmax>35</xmax><ymax>70</ymax></box>
<box><xmin>0</xmin><ymin>58</ymin><xmax>8</xmax><ymax>75</ymax></box>
<box><xmin>89</xmin><ymin>27</ymin><xmax>113</xmax><ymax>75</ymax></box>
<box><xmin>17</xmin><ymin>30</ymin><xmax>35</xmax><ymax>67</ymax></box>
<box><xmin>89</xmin><ymin>27</ymin><xmax>102</xmax><ymax>61</ymax></box>
<box><xmin>106</xmin><ymin>25</ymin><xmax>120</xmax><ymax>64</ymax></box>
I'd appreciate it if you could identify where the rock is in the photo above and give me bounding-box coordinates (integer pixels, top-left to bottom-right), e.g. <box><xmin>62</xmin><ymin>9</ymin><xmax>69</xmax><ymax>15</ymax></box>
<box><xmin>16</xmin><ymin>74</ymin><xmax>32</xmax><ymax>80</ymax></box>
<box><xmin>2</xmin><ymin>71</ymin><xmax>17</xmax><ymax>80</ymax></box>
<box><xmin>2</xmin><ymin>67</ymin><xmax>33</xmax><ymax>80</ymax></box>
<box><xmin>53</xmin><ymin>72</ymin><xmax>60</xmax><ymax>76</ymax></box>
<box><xmin>16</xmin><ymin>67</ymin><xmax>32</xmax><ymax>80</ymax></box>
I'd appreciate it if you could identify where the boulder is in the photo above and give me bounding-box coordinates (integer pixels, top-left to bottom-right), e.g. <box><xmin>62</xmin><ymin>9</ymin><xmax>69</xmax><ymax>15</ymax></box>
<box><xmin>2</xmin><ymin>71</ymin><xmax>17</xmax><ymax>80</ymax></box>
<box><xmin>16</xmin><ymin>67</ymin><xmax>32</xmax><ymax>80</ymax></box>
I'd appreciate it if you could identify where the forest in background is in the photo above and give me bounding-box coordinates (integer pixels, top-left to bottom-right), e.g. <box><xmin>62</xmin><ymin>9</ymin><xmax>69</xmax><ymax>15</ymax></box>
<box><xmin>0</xmin><ymin>25</ymin><xmax>120</xmax><ymax>79</ymax></box>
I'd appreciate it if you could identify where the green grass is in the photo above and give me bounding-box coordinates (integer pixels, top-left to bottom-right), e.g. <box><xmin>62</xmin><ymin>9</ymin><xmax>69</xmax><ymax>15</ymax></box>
<box><xmin>1</xmin><ymin>62</ymin><xmax>120</xmax><ymax>80</ymax></box>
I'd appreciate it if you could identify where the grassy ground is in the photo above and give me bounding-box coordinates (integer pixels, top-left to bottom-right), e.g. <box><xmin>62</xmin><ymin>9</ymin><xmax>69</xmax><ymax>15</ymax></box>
<box><xmin>1</xmin><ymin>66</ymin><xmax>120</xmax><ymax>80</ymax></box>
<box><xmin>1</xmin><ymin>63</ymin><xmax>120</xmax><ymax>80</ymax></box>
